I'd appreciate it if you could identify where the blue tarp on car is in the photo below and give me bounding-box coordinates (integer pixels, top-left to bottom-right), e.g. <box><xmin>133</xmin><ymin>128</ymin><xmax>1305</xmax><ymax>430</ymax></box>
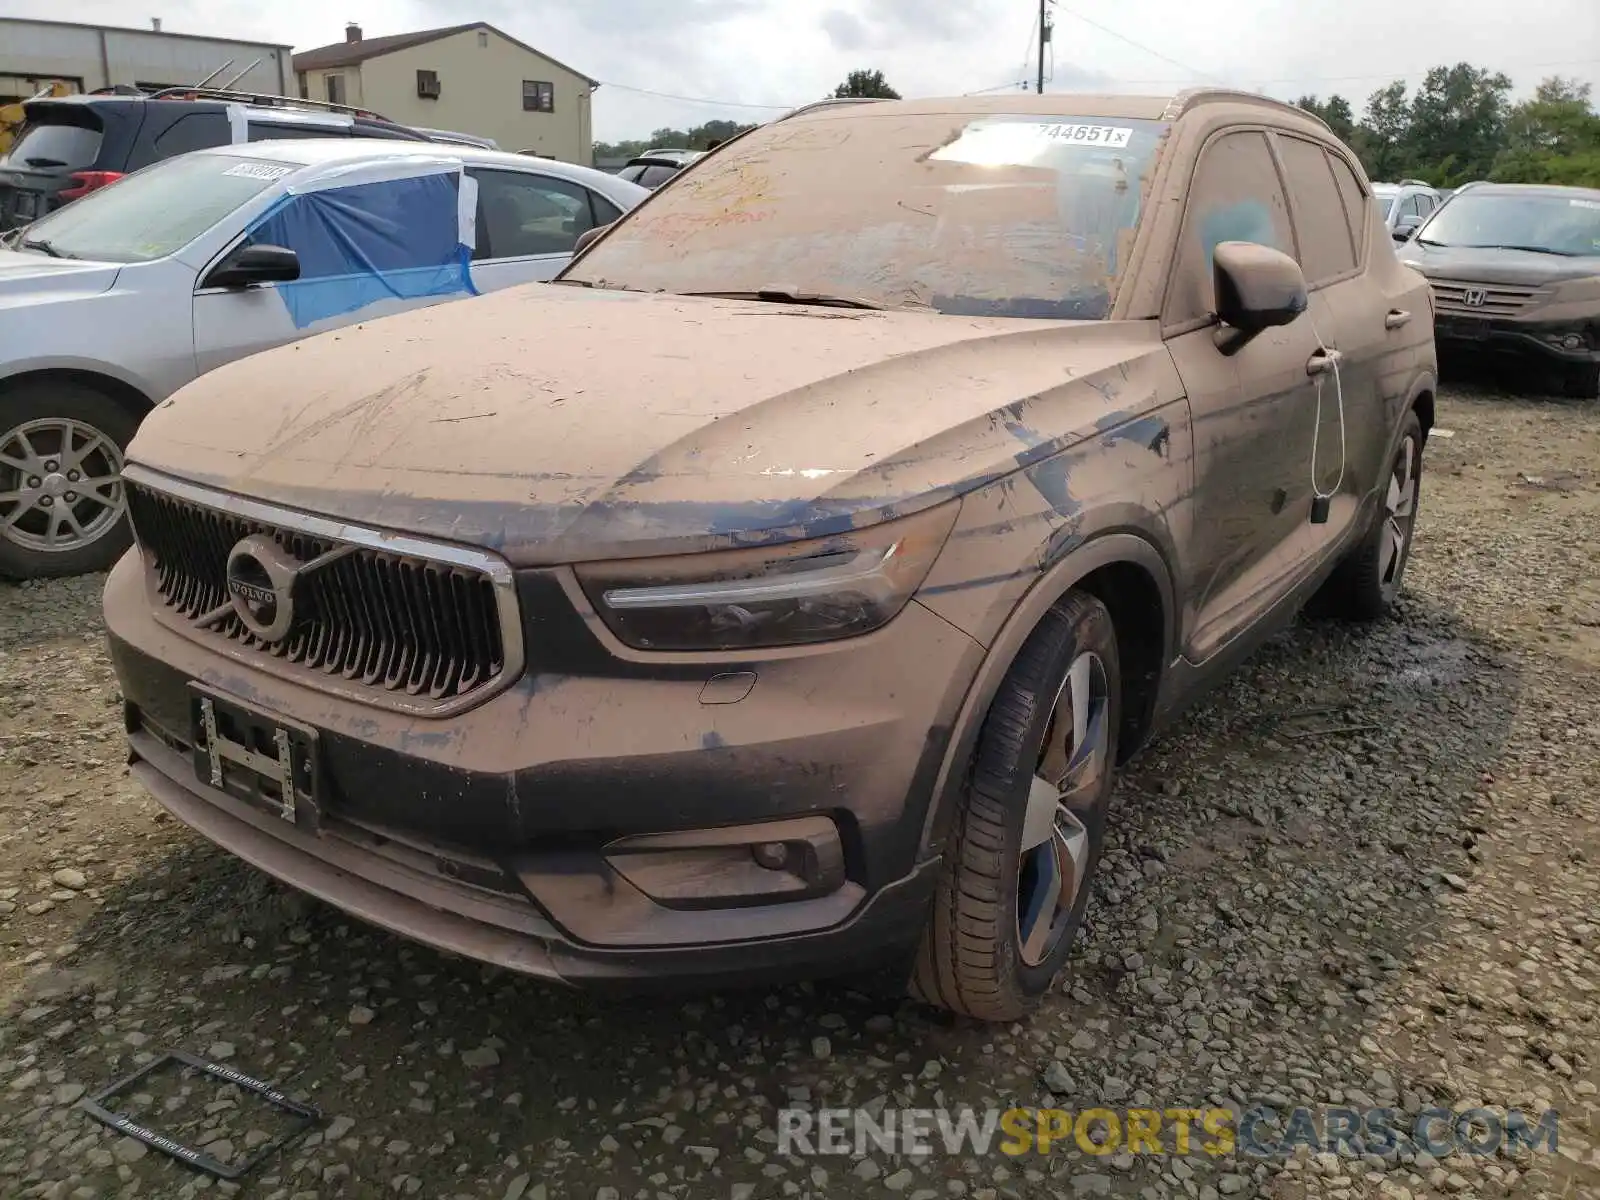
<box><xmin>243</xmin><ymin>168</ymin><xmax>476</xmax><ymax>329</ymax></box>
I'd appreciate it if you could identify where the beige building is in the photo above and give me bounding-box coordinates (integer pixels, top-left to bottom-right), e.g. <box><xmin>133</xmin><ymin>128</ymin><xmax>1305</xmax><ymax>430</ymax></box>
<box><xmin>292</xmin><ymin>23</ymin><xmax>596</xmax><ymax>163</ymax></box>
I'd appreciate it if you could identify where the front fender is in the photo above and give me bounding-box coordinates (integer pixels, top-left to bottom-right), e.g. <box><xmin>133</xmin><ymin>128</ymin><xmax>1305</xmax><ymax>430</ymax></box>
<box><xmin>913</xmin><ymin>530</ymin><xmax>1177</xmax><ymax>860</ymax></box>
<box><xmin>0</xmin><ymin>353</ymin><xmax>164</xmax><ymax>406</ymax></box>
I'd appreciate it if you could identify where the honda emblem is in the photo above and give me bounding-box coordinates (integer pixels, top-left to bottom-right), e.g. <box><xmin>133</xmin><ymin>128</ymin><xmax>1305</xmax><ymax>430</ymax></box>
<box><xmin>1462</xmin><ymin>288</ymin><xmax>1488</xmax><ymax>307</ymax></box>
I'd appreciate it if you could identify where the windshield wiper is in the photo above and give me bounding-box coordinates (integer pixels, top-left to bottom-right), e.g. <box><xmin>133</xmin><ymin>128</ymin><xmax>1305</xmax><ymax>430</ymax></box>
<box><xmin>1465</xmin><ymin>243</ymin><xmax>1579</xmax><ymax>257</ymax></box>
<box><xmin>682</xmin><ymin>289</ymin><xmax>884</xmax><ymax>310</ymax></box>
<box><xmin>18</xmin><ymin>237</ymin><xmax>75</xmax><ymax>259</ymax></box>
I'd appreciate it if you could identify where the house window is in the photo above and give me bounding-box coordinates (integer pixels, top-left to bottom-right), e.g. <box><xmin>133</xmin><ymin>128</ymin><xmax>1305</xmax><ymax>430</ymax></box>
<box><xmin>325</xmin><ymin>73</ymin><xmax>345</xmax><ymax>105</ymax></box>
<box><xmin>522</xmin><ymin>80</ymin><xmax>554</xmax><ymax>113</ymax></box>
<box><xmin>477</xmin><ymin>30</ymin><xmax>488</xmax><ymax>47</ymax></box>
<box><xmin>417</xmin><ymin>69</ymin><xmax>440</xmax><ymax>99</ymax></box>
<box><xmin>298</xmin><ymin>73</ymin><xmax>309</xmax><ymax>100</ymax></box>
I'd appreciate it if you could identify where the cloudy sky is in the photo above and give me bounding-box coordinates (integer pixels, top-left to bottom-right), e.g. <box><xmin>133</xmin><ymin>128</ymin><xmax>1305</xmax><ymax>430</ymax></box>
<box><xmin>17</xmin><ymin>0</ymin><xmax>1600</xmax><ymax>140</ymax></box>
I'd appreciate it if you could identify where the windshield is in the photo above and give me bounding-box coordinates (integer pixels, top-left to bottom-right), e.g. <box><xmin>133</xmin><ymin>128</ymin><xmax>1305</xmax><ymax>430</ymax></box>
<box><xmin>1373</xmin><ymin>191</ymin><xmax>1398</xmax><ymax>220</ymax></box>
<box><xmin>1417</xmin><ymin>190</ymin><xmax>1600</xmax><ymax>256</ymax></box>
<box><xmin>16</xmin><ymin>152</ymin><xmax>299</xmax><ymax>263</ymax></box>
<box><xmin>564</xmin><ymin>112</ymin><xmax>1168</xmax><ymax>319</ymax></box>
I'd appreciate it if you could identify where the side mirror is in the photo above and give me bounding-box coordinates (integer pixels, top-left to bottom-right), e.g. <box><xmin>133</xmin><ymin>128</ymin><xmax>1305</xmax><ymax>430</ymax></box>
<box><xmin>1212</xmin><ymin>241</ymin><xmax>1308</xmax><ymax>355</ymax></box>
<box><xmin>1391</xmin><ymin>214</ymin><xmax>1423</xmax><ymax>242</ymax></box>
<box><xmin>203</xmin><ymin>243</ymin><xmax>300</xmax><ymax>289</ymax></box>
<box><xmin>573</xmin><ymin>223</ymin><xmax>612</xmax><ymax>255</ymax></box>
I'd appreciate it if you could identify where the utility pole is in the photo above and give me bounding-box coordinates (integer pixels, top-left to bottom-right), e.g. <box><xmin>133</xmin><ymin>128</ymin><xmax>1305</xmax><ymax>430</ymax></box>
<box><xmin>1036</xmin><ymin>0</ymin><xmax>1050</xmax><ymax>94</ymax></box>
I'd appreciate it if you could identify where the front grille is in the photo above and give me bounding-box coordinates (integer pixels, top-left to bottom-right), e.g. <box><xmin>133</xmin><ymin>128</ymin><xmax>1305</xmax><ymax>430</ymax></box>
<box><xmin>126</xmin><ymin>482</ymin><xmax>510</xmax><ymax>708</ymax></box>
<box><xmin>1429</xmin><ymin>278</ymin><xmax>1543</xmax><ymax>317</ymax></box>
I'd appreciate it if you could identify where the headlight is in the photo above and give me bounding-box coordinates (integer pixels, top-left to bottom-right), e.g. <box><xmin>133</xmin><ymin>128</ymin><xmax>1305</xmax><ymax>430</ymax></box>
<box><xmin>574</xmin><ymin>500</ymin><xmax>960</xmax><ymax>651</ymax></box>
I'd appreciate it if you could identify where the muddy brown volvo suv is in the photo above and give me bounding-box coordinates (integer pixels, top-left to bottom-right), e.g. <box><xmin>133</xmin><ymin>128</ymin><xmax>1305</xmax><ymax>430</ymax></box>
<box><xmin>104</xmin><ymin>90</ymin><xmax>1437</xmax><ymax>1021</ymax></box>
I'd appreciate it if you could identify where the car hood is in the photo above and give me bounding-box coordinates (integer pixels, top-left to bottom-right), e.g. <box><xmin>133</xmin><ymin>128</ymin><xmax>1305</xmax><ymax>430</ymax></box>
<box><xmin>129</xmin><ymin>284</ymin><xmax>1168</xmax><ymax>565</ymax></box>
<box><xmin>1400</xmin><ymin>240</ymin><xmax>1600</xmax><ymax>285</ymax></box>
<box><xmin>0</xmin><ymin>248</ymin><xmax>121</xmax><ymax>297</ymax></box>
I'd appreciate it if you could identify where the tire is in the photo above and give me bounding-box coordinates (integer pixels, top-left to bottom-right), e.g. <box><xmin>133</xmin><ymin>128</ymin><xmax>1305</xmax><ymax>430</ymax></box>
<box><xmin>1560</xmin><ymin>363</ymin><xmax>1600</xmax><ymax>401</ymax></box>
<box><xmin>910</xmin><ymin>590</ymin><xmax>1121</xmax><ymax>1022</ymax></box>
<box><xmin>0</xmin><ymin>379</ymin><xmax>141</xmax><ymax>581</ymax></box>
<box><xmin>1313</xmin><ymin>409</ymin><xmax>1424</xmax><ymax>622</ymax></box>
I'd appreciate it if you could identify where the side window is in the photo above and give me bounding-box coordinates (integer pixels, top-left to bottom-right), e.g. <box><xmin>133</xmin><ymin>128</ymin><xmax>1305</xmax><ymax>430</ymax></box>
<box><xmin>1165</xmin><ymin>130</ymin><xmax>1295</xmax><ymax>326</ymax></box>
<box><xmin>1399</xmin><ymin>194</ymin><xmax>1421</xmax><ymax>218</ymax></box>
<box><xmin>590</xmin><ymin>192</ymin><xmax>623</xmax><ymax>226</ymax></box>
<box><xmin>151</xmin><ymin>112</ymin><xmax>230</xmax><ymax>159</ymax></box>
<box><xmin>1326</xmin><ymin>152</ymin><xmax>1370</xmax><ymax>255</ymax></box>
<box><xmin>1416</xmin><ymin>194</ymin><xmax>1436</xmax><ymax>216</ymax></box>
<box><xmin>239</xmin><ymin>174</ymin><xmax>461</xmax><ymax>283</ymax></box>
<box><xmin>249</xmin><ymin>122</ymin><xmax>348</xmax><ymax>142</ymax></box>
<box><xmin>470</xmin><ymin>169</ymin><xmax>597</xmax><ymax>259</ymax></box>
<box><xmin>1275</xmin><ymin>134</ymin><xmax>1356</xmax><ymax>284</ymax></box>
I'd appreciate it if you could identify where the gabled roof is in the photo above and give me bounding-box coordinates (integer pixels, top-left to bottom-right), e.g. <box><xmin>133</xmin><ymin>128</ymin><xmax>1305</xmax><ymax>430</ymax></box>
<box><xmin>291</xmin><ymin>21</ymin><xmax>598</xmax><ymax>86</ymax></box>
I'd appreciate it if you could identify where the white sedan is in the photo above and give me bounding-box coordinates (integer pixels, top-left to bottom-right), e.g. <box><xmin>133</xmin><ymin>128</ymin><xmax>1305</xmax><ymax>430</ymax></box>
<box><xmin>0</xmin><ymin>140</ymin><xmax>648</xmax><ymax>579</ymax></box>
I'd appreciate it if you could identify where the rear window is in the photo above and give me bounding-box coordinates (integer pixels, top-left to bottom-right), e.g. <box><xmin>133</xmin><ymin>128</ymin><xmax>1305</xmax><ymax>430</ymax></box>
<box><xmin>1</xmin><ymin>121</ymin><xmax>102</xmax><ymax>172</ymax></box>
<box><xmin>639</xmin><ymin>164</ymin><xmax>681</xmax><ymax>188</ymax></box>
<box><xmin>17</xmin><ymin>152</ymin><xmax>298</xmax><ymax>263</ymax></box>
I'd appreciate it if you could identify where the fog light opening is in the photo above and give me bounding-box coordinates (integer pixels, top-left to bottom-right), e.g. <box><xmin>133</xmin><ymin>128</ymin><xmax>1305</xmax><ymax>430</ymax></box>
<box><xmin>752</xmin><ymin>841</ymin><xmax>791</xmax><ymax>871</ymax></box>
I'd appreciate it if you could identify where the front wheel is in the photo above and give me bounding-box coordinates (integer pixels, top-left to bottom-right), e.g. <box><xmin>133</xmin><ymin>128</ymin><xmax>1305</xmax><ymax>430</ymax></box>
<box><xmin>0</xmin><ymin>379</ymin><xmax>140</xmax><ymax>581</ymax></box>
<box><xmin>911</xmin><ymin>591</ymin><xmax>1121</xmax><ymax>1022</ymax></box>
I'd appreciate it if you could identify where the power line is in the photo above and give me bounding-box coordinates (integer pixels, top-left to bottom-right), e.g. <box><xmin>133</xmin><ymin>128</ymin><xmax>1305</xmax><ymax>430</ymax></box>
<box><xmin>594</xmin><ymin>80</ymin><xmax>793</xmax><ymax>110</ymax></box>
<box><xmin>596</xmin><ymin>47</ymin><xmax>1600</xmax><ymax>118</ymax></box>
<box><xmin>1044</xmin><ymin>3</ymin><xmax>1598</xmax><ymax>91</ymax></box>
<box><xmin>964</xmin><ymin>79</ymin><xmax>1031</xmax><ymax>96</ymax></box>
<box><xmin>1050</xmin><ymin>1</ymin><xmax>1220</xmax><ymax>84</ymax></box>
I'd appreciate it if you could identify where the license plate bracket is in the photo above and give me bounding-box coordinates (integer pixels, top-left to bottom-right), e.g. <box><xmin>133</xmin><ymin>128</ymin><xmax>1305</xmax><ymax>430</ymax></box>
<box><xmin>1439</xmin><ymin>314</ymin><xmax>1491</xmax><ymax>341</ymax></box>
<box><xmin>189</xmin><ymin>684</ymin><xmax>323</xmax><ymax>833</ymax></box>
<box><xmin>78</xmin><ymin>1048</ymin><xmax>321</xmax><ymax>1180</ymax></box>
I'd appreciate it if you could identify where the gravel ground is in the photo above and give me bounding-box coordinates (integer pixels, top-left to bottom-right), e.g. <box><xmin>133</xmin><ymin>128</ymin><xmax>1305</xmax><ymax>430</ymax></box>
<box><xmin>1</xmin><ymin>381</ymin><xmax>1597</xmax><ymax>1200</ymax></box>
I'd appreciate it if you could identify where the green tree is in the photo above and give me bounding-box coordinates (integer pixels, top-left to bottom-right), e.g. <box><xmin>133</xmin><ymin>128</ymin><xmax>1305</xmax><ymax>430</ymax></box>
<box><xmin>832</xmin><ymin>69</ymin><xmax>900</xmax><ymax>100</ymax></box>
<box><xmin>593</xmin><ymin>118</ymin><xmax>757</xmax><ymax>164</ymax></box>
<box><xmin>1405</xmin><ymin>62</ymin><xmax>1513</xmax><ymax>185</ymax></box>
<box><xmin>1491</xmin><ymin>76</ymin><xmax>1600</xmax><ymax>184</ymax></box>
<box><xmin>1295</xmin><ymin>94</ymin><xmax>1356</xmax><ymax>143</ymax></box>
<box><xmin>1359</xmin><ymin>80</ymin><xmax>1413</xmax><ymax>181</ymax></box>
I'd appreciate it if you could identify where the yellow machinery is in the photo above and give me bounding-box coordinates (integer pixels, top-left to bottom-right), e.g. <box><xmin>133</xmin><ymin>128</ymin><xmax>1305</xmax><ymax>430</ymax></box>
<box><xmin>0</xmin><ymin>82</ymin><xmax>75</xmax><ymax>156</ymax></box>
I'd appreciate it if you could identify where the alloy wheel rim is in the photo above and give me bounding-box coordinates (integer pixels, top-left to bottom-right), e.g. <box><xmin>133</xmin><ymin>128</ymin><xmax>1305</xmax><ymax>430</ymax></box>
<box><xmin>1016</xmin><ymin>650</ymin><xmax>1111</xmax><ymax>968</ymax></box>
<box><xmin>0</xmin><ymin>418</ymin><xmax>127</xmax><ymax>554</ymax></box>
<box><xmin>1379</xmin><ymin>434</ymin><xmax>1419</xmax><ymax>598</ymax></box>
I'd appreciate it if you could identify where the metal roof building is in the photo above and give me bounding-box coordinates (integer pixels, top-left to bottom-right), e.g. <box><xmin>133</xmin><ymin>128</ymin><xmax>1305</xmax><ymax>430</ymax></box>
<box><xmin>1</xmin><ymin>17</ymin><xmax>292</xmax><ymax>104</ymax></box>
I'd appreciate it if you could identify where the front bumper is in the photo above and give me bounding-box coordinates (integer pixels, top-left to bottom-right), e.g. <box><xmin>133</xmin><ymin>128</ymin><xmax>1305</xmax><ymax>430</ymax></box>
<box><xmin>1432</xmin><ymin>311</ymin><xmax>1600</xmax><ymax>365</ymax></box>
<box><xmin>105</xmin><ymin>549</ymin><xmax>982</xmax><ymax>988</ymax></box>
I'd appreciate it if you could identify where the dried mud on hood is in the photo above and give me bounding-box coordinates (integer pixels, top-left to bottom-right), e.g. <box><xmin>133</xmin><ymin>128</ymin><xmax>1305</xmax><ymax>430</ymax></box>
<box><xmin>130</xmin><ymin>284</ymin><xmax>1164</xmax><ymax>563</ymax></box>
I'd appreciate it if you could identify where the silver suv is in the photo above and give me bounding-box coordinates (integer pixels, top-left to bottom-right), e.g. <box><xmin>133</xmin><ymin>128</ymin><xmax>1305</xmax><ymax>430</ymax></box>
<box><xmin>1373</xmin><ymin>179</ymin><xmax>1443</xmax><ymax>241</ymax></box>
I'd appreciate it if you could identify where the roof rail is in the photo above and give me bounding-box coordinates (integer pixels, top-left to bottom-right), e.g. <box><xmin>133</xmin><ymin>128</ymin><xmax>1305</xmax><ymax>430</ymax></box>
<box><xmin>776</xmin><ymin>97</ymin><xmax>891</xmax><ymax>123</ymax></box>
<box><xmin>145</xmin><ymin>85</ymin><xmax>399</xmax><ymax>125</ymax></box>
<box><xmin>1397</xmin><ymin>178</ymin><xmax>1433</xmax><ymax>188</ymax></box>
<box><xmin>1162</xmin><ymin>87</ymin><xmax>1332</xmax><ymax>131</ymax></box>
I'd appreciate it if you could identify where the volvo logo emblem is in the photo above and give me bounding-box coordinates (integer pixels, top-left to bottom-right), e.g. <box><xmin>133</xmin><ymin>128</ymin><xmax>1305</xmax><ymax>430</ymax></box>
<box><xmin>1462</xmin><ymin>288</ymin><xmax>1488</xmax><ymax>307</ymax></box>
<box><xmin>225</xmin><ymin>534</ymin><xmax>304</xmax><ymax>643</ymax></box>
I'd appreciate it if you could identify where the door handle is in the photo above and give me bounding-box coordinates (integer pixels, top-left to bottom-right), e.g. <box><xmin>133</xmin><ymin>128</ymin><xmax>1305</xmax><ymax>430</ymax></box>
<box><xmin>1306</xmin><ymin>347</ymin><xmax>1343</xmax><ymax>376</ymax></box>
<box><xmin>1385</xmin><ymin>309</ymin><xmax>1412</xmax><ymax>330</ymax></box>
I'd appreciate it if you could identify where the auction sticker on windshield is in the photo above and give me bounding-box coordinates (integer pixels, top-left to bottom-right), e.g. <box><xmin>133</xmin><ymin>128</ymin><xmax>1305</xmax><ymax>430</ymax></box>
<box><xmin>222</xmin><ymin>162</ymin><xmax>293</xmax><ymax>181</ymax></box>
<box><xmin>1040</xmin><ymin>124</ymin><xmax>1134</xmax><ymax>148</ymax></box>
